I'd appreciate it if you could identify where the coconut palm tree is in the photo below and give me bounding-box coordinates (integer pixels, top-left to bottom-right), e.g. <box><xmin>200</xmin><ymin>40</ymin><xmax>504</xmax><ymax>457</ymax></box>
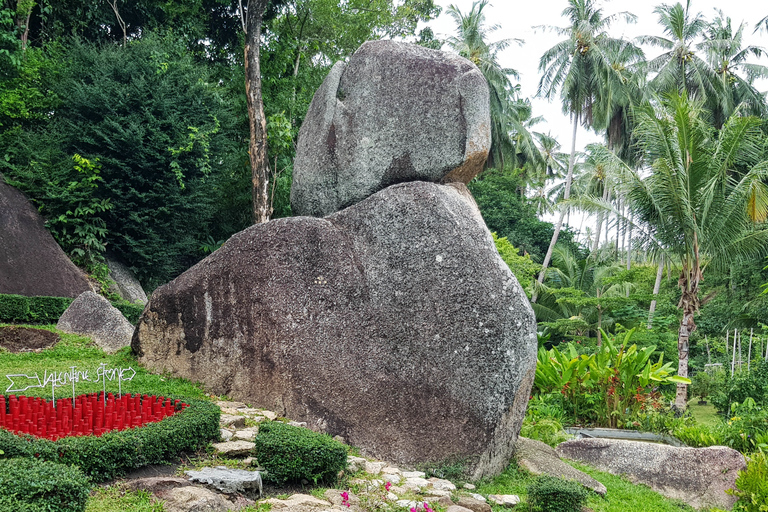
<box><xmin>700</xmin><ymin>12</ymin><xmax>768</xmax><ymax>128</ymax></box>
<box><xmin>532</xmin><ymin>0</ymin><xmax>642</xmax><ymax>302</ymax></box>
<box><xmin>446</xmin><ymin>0</ymin><xmax>540</xmax><ymax>171</ymax></box>
<box><xmin>638</xmin><ymin>1</ymin><xmax>716</xmax><ymax>101</ymax></box>
<box><xmin>585</xmin><ymin>93</ymin><xmax>768</xmax><ymax>409</ymax></box>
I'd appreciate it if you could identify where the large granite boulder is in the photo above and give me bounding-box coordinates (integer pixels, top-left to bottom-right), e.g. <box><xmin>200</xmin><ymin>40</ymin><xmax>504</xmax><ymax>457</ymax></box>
<box><xmin>57</xmin><ymin>291</ymin><xmax>135</xmax><ymax>353</ymax></box>
<box><xmin>133</xmin><ymin>181</ymin><xmax>537</xmax><ymax>480</ymax></box>
<box><xmin>0</xmin><ymin>179</ymin><xmax>92</xmax><ymax>297</ymax></box>
<box><xmin>291</xmin><ymin>40</ymin><xmax>491</xmax><ymax>217</ymax></box>
<box><xmin>106</xmin><ymin>256</ymin><xmax>147</xmax><ymax>304</ymax></box>
<box><xmin>556</xmin><ymin>438</ymin><xmax>746</xmax><ymax>510</ymax></box>
<box><xmin>513</xmin><ymin>437</ymin><xmax>606</xmax><ymax>496</ymax></box>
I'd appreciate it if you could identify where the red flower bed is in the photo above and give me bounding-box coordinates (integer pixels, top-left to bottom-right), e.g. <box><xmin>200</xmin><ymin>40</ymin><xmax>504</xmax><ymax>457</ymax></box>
<box><xmin>0</xmin><ymin>393</ymin><xmax>188</xmax><ymax>440</ymax></box>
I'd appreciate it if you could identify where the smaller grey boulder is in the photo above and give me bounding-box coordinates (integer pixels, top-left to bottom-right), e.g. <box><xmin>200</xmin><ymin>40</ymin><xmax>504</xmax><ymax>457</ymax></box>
<box><xmin>162</xmin><ymin>486</ymin><xmax>234</xmax><ymax>512</ymax></box>
<box><xmin>107</xmin><ymin>257</ymin><xmax>147</xmax><ymax>304</ymax></box>
<box><xmin>186</xmin><ymin>466</ymin><xmax>262</xmax><ymax>497</ymax></box>
<box><xmin>556</xmin><ymin>438</ymin><xmax>746</xmax><ymax>510</ymax></box>
<box><xmin>56</xmin><ymin>291</ymin><xmax>134</xmax><ymax>353</ymax></box>
<box><xmin>514</xmin><ymin>437</ymin><xmax>606</xmax><ymax>496</ymax></box>
<box><xmin>456</xmin><ymin>496</ymin><xmax>491</xmax><ymax>512</ymax></box>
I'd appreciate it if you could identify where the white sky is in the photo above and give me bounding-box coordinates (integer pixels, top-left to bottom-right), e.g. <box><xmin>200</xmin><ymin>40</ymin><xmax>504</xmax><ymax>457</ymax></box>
<box><xmin>424</xmin><ymin>0</ymin><xmax>768</xmax><ymax>156</ymax></box>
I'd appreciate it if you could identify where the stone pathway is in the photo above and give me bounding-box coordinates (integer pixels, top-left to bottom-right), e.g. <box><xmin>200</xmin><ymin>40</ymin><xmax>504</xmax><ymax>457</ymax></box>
<box><xmin>125</xmin><ymin>401</ymin><xmax>521</xmax><ymax>511</ymax></box>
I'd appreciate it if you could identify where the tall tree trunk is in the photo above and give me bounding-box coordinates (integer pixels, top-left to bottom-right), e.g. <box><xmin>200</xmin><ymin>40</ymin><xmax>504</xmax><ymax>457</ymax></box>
<box><xmin>245</xmin><ymin>0</ymin><xmax>271</xmax><ymax>224</ymax></box>
<box><xmin>674</xmin><ymin>261</ymin><xmax>701</xmax><ymax>411</ymax></box>
<box><xmin>591</xmin><ymin>186</ymin><xmax>610</xmax><ymax>257</ymax></box>
<box><xmin>626</xmin><ymin>212</ymin><xmax>632</xmax><ymax>271</ymax></box>
<box><xmin>533</xmin><ymin>115</ymin><xmax>578</xmax><ymax>303</ymax></box>
<box><xmin>647</xmin><ymin>256</ymin><xmax>663</xmax><ymax>328</ymax></box>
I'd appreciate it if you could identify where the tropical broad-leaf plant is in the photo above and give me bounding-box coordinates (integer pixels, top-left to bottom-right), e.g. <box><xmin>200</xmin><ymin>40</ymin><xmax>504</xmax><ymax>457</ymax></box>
<box><xmin>534</xmin><ymin>328</ymin><xmax>690</xmax><ymax>427</ymax></box>
<box><xmin>581</xmin><ymin>92</ymin><xmax>768</xmax><ymax>410</ymax></box>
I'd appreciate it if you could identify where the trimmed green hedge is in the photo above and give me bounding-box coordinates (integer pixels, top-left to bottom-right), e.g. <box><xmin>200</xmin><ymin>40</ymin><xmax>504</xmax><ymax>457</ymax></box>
<box><xmin>0</xmin><ymin>293</ymin><xmax>144</xmax><ymax>325</ymax></box>
<box><xmin>0</xmin><ymin>396</ymin><xmax>219</xmax><ymax>482</ymax></box>
<box><xmin>527</xmin><ymin>476</ymin><xmax>588</xmax><ymax>512</ymax></box>
<box><xmin>112</xmin><ymin>302</ymin><xmax>144</xmax><ymax>324</ymax></box>
<box><xmin>0</xmin><ymin>458</ymin><xmax>91</xmax><ymax>512</ymax></box>
<box><xmin>254</xmin><ymin>421</ymin><xmax>347</xmax><ymax>485</ymax></box>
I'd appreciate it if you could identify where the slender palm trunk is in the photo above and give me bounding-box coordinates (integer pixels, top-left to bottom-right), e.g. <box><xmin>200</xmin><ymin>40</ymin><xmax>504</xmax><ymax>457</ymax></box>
<box><xmin>533</xmin><ymin>115</ymin><xmax>578</xmax><ymax>303</ymax></box>
<box><xmin>675</xmin><ymin>257</ymin><xmax>701</xmax><ymax>411</ymax></box>
<box><xmin>591</xmin><ymin>186</ymin><xmax>610</xmax><ymax>256</ymax></box>
<box><xmin>647</xmin><ymin>256</ymin><xmax>663</xmax><ymax>329</ymax></box>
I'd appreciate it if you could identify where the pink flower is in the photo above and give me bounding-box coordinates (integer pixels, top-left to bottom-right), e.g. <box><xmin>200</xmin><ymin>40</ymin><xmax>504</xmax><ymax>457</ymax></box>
<box><xmin>411</xmin><ymin>508</ymin><xmax>418</xmax><ymax>512</ymax></box>
<box><xmin>424</xmin><ymin>503</ymin><xmax>434</xmax><ymax>512</ymax></box>
<box><xmin>385</xmin><ymin>482</ymin><xmax>392</xmax><ymax>491</ymax></box>
<box><xmin>341</xmin><ymin>491</ymin><xmax>350</xmax><ymax>508</ymax></box>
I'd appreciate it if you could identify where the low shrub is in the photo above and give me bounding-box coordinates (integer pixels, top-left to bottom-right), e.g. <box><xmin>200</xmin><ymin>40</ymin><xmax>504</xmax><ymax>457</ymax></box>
<box><xmin>0</xmin><ymin>458</ymin><xmax>91</xmax><ymax>512</ymax></box>
<box><xmin>112</xmin><ymin>301</ymin><xmax>144</xmax><ymax>324</ymax></box>
<box><xmin>0</xmin><ymin>293</ymin><xmax>143</xmax><ymax>325</ymax></box>
<box><xmin>726</xmin><ymin>451</ymin><xmax>768</xmax><ymax>512</ymax></box>
<box><xmin>0</xmin><ymin>396</ymin><xmax>219</xmax><ymax>481</ymax></box>
<box><xmin>526</xmin><ymin>476</ymin><xmax>588</xmax><ymax>512</ymax></box>
<box><xmin>254</xmin><ymin>421</ymin><xmax>347</xmax><ymax>485</ymax></box>
<box><xmin>520</xmin><ymin>417</ymin><xmax>571</xmax><ymax>448</ymax></box>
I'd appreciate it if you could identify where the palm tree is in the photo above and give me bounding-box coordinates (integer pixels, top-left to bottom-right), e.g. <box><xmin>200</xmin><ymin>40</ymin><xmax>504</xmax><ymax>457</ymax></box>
<box><xmin>700</xmin><ymin>12</ymin><xmax>768</xmax><ymax>128</ymax></box>
<box><xmin>586</xmin><ymin>93</ymin><xmax>768</xmax><ymax>409</ymax></box>
<box><xmin>638</xmin><ymin>1</ymin><xmax>716</xmax><ymax>101</ymax></box>
<box><xmin>446</xmin><ymin>1</ymin><xmax>540</xmax><ymax>171</ymax></box>
<box><xmin>533</xmin><ymin>0</ymin><xmax>641</xmax><ymax>302</ymax></box>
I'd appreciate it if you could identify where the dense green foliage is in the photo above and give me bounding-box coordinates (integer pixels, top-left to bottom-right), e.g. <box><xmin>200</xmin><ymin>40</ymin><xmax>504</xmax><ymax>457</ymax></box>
<box><xmin>0</xmin><ymin>458</ymin><xmax>91</xmax><ymax>512</ymax></box>
<box><xmin>0</xmin><ymin>397</ymin><xmax>219</xmax><ymax>482</ymax></box>
<box><xmin>254</xmin><ymin>421</ymin><xmax>347</xmax><ymax>485</ymax></box>
<box><xmin>0</xmin><ymin>294</ymin><xmax>143</xmax><ymax>325</ymax></box>
<box><xmin>527</xmin><ymin>476</ymin><xmax>589</xmax><ymax>512</ymax></box>
<box><xmin>727</xmin><ymin>451</ymin><xmax>768</xmax><ymax>512</ymax></box>
<box><xmin>2</xmin><ymin>35</ymin><xmax>248</xmax><ymax>288</ymax></box>
<box><xmin>712</xmin><ymin>361</ymin><xmax>768</xmax><ymax>417</ymax></box>
<box><xmin>469</xmin><ymin>169</ymin><xmax>582</xmax><ymax>261</ymax></box>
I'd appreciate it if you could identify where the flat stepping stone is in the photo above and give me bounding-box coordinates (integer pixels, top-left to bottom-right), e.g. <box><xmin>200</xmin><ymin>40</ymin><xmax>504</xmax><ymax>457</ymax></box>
<box><xmin>211</xmin><ymin>441</ymin><xmax>255</xmax><ymax>457</ymax></box>
<box><xmin>365</xmin><ymin>461</ymin><xmax>387</xmax><ymax>475</ymax></box>
<box><xmin>233</xmin><ymin>429</ymin><xmax>258</xmax><ymax>441</ymax></box>
<box><xmin>429</xmin><ymin>478</ymin><xmax>456</xmax><ymax>491</ymax></box>
<box><xmin>487</xmin><ymin>495</ymin><xmax>520</xmax><ymax>507</ymax></box>
<box><xmin>186</xmin><ymin>466</ymin><xmax>262</xmax><ymax>496</ymax></box>
<box><xmin>457</xmin><ymin>496</ymin><xmax>491</xmax><ymax>512</ymax></box>
<box><xmin>219</xmin><ymin>414</ymin><xmax>246</xmax><ymax>428</ymax></box>
<box><xmin>216</xmin><ymin>401</ymin><xmax>247</xmax><ymax>409</ymax></box>
<box><xmin>265</xmin><ymin>494</ymin><xmax>331</xmax><ymax>511</ymax></box>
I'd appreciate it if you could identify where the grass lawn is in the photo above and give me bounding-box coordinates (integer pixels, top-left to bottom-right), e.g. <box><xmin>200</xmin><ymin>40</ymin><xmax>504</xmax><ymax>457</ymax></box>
<box><xmin>0</xmin><ymin>324</ymin><xmax>208</xmax><ymax>400</ymax></box>
<box><xmin>474</xmin><ymin>460</ymin><xmax>696</xmax><ymax>512</ymax></box>
<box><xmin>688</xmin><ymin>400</ymin><xmax>722</xmax><ymax>428</ymax></box>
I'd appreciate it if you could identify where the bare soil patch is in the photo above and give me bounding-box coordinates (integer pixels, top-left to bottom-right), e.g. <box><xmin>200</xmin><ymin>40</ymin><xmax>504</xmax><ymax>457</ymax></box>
<box><xmin>0</xmin><ymin>326</ymin><xmax>60</xmax><ymax>352</ymax></box>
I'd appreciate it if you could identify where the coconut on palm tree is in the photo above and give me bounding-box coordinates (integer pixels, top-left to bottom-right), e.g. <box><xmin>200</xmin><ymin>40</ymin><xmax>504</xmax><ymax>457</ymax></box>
<box><xmin>533</xmin><ymin>0</ymin><xmax>642</xmax><ymax>302</ymax></box>
<box><xmin>699</xmin><ymin>12</ymin><xmax>768</xmax><ymax>127</ymax></box>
